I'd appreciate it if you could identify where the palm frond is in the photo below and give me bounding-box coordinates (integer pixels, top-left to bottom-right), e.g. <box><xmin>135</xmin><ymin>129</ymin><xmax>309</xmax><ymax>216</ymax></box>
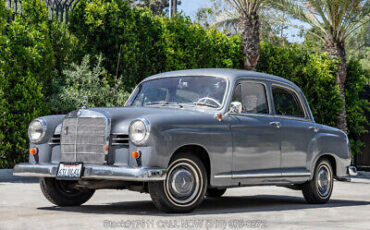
<box><xmin>212</xmin><ymin>9</ymin><xmax>240</xmax><ymax>28</ymax></box>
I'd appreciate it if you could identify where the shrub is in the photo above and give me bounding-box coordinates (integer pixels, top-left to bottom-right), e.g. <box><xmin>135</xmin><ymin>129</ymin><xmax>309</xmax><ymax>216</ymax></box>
<box><xmin>258</xmin><ymin>42</ymin><xmax>368</xmax><ymax>155</ymax></box>
<box><xmin>69</xmin><ymin>0</ymin><xmax>243</xmax><ymax>90</ymax></box>
<box><xmin>0</xmin><ymin>0</ymin><xmax>53</xmax><ymax>168</ymax></box>
<box><xmin>345</xmin><ymin>59</ymin><xmax>369</xmax><ymax>155</ymax></box>
<box><xmin>51</xmin><ymin>55</ymin><xmax>130</xmax><ymax>114</ymax></box>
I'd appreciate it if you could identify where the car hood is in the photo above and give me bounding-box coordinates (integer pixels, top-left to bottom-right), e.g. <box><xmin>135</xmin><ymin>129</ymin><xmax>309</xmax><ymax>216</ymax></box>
<box><xmin>79</xmin><ymin>106</ymin><xmax>213</xmax><ymax>134</ymax></box>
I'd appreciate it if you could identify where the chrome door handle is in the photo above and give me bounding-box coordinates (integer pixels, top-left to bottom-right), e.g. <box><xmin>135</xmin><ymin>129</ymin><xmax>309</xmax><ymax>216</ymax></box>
<box><xmin>309</xmin><ymin>126</ymin><xmax>319</xmax><ymax>132</ymax></box>
<box><xmin>269</xmin><ymin>121</ymin><xmax>281</xmax><ymax>128</ymax></box>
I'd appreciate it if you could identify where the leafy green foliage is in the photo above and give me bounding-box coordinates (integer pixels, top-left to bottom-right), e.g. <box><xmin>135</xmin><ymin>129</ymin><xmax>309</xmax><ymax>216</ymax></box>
<box><xmin>258</xmin><ymin>42</ymin><xmax>343</xmax><ymax>126</ymax></box>
<box><xmin>345</xmin><ymin>59</ymin><xmax>369</xmax><ymax>155</ymax></box>
<box><xmin>0</xmin><ymin>0</ymin><xmax>368</xmax><ymax>168</ymax></box>
<box><xmin>69</xmin><ymin>0</ymin><xmax>243</xmax><ymax>90</ymax></box>
<box><xmin>258</xmin><ymin>42</ymin><xmax>368</xmax><ymax>154</ymax></box>
<box><xmin>0</xmin><ymin>0</ymin><xmax>54</xmax><ymax>168</ymax></box>
<box><xmin>51</xmin><ymin>55</ymin><xmax>130</xmax><ymax>113</ymax></box>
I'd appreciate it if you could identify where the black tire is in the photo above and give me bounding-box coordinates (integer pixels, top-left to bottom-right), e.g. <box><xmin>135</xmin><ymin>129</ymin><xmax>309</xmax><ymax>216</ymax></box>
<box><xmin>302</xmin><ymin>159</ymin><xmax>334</xmax><ymax>204</ymax></box>
<box><xmin>40</xmin><ymin>178</ymin><xmax>95</xmax><ymax>206</ymax></box>
<box><xmin>149</xmin><ymin>153</ymin><xmax>208</xmax><ymax>213</ymax></box>
<box><xmin>207</xmin><ymin>188</ymin><xmax>227</xmax><ymax>198</ymax></box>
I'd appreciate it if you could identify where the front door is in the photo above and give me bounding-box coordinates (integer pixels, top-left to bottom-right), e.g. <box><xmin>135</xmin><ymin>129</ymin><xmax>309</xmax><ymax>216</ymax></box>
<box><xmin>230</xmin><ymin>81</ymin><xmax>281</xmax><ymax>180</ymax></box>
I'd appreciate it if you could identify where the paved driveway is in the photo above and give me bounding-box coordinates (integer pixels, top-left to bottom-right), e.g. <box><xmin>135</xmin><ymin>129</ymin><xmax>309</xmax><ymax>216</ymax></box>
<box><xmin>0</xmin><ymin>178</ymin><xmax>369</xmax><ymax>230</ymax></box>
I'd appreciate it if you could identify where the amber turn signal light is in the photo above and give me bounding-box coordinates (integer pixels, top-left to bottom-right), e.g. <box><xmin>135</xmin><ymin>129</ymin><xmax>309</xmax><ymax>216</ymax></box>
<box><xmin>131</xmin><ymin>151</ymin><xmax>141</xmax><ymax>159</ymax></box>
<box><xmin>29</xmin><ymin>147</ymin><xmax>38</xmax><ymax>155</ymax></box>
<box><xmin>217</xmin><ymin>113</ymin><xmax>222</xmax><ymax>121</ymax></box>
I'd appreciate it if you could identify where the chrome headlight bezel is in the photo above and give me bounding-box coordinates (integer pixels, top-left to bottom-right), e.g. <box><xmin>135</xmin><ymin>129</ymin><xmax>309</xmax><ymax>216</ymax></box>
<box><xmin>28</xmin><ymin>118</ymin><xmax>47</xmax><ymax>144</ymax></box>
<box><xmin>129</xmin><ymin>118</ymin><xmax>150</xmax><ymax>145</ymax></box>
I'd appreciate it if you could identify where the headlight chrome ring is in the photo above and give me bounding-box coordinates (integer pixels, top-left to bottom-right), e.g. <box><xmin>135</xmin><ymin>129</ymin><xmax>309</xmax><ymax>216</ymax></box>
<box><xmin>28</xmin><ymin>118</ymin><xmax>47</xmax><ymax>144</ymax></box>
<box><xmin>129</xmin><ymin>118</ymin><xmax>150</xmax><ymax>145</ymax></box>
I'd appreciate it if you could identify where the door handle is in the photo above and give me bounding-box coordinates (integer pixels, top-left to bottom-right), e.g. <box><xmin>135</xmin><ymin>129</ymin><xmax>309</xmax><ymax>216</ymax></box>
<box><xmin>309</xmin><ymin>126</ymin><xmax>319</xmax><ymax>132</ymax></box>
<box><xmin>269</xmin><ymin>121</ymin><xmax>281</xmax><ymax>128</ymax></box>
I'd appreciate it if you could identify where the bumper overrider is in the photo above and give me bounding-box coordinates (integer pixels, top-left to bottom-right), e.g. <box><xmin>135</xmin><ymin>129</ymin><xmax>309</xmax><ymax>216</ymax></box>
<box><xmin>13</xmin><ymin>163</ymin><xmax>167</xmax><ymax>181</ymax></box>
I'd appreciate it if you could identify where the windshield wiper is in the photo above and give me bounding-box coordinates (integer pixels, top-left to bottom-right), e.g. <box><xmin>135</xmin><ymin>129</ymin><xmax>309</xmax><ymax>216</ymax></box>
<box><xmin>193</xmin><ymin>102</ymin><xmax>218</xmax><ymax>108</ymax></box>
<box><xmin>146</xmin><ymin>102</ymin><xmax>184</xmax><ymax>108</ymax></box>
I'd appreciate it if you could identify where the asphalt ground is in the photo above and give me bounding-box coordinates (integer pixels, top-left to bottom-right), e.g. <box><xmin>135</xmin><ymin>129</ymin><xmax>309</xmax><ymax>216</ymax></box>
<box><xmin>0</xmin><ymin>175</ymin><xmax>369</xmax><ymax>230</ymax></box>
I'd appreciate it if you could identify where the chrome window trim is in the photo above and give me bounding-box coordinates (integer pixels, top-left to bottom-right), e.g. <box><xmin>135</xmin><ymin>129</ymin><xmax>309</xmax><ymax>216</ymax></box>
<box><xmin>230</xmin><ymin>80</ymin><xmax>271</xmax><ymax>116</ymax></box>
<box><xmin>227</xmin><ymin>112</ymin><xmax>311</xmax><ymax>122</ymax></box>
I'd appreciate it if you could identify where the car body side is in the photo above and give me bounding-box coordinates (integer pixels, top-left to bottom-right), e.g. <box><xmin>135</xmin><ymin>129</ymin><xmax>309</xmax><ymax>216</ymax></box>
<box><xmin>27</xmin><ymin>69</ymin><xmax>351</xmax><ymax>189</ymax></box>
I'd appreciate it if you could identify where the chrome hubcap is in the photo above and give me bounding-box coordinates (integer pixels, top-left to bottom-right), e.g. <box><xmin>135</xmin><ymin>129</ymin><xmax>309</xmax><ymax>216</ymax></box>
<box><xmin>165</xmin><ymin>161</ymin><xmax>202</xmax><ymax>206</ymax></box>
<box><xmin>171</xmin><ymin>169</ymin><xmax>194</xmax><ymax>197</ymax></box>
<box><xmin>317</xmin><ymin>165</ymin><xmax>331</xmax><ymax>197</ymax></box>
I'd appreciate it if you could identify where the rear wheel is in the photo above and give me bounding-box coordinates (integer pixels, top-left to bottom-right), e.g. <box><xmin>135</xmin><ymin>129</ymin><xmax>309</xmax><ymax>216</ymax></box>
<box><xmin>207</xmin><ymin>188</ymin><xmax>226</xmax><ymax>198</ymax></box>
<box><xmin>40</xmin><ymin>178</ymin><xmax>95</xmax><ymax>206</ymax></box>
<box><xmin>302</xmin><ymin>159</ymin><xmax>334</xmax><ymax>204</ymax></box>
<box><xmin>149</xmin><ymin>153</ymin><xmax>207</xmax><ymax>213</ymax></box>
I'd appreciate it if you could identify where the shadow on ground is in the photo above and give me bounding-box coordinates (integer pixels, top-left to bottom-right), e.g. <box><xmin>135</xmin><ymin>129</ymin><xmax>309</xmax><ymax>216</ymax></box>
<box><xmin>38</xmin><ymin>195</ymin><xmax>370</xmax><ymax>216</ymax></box>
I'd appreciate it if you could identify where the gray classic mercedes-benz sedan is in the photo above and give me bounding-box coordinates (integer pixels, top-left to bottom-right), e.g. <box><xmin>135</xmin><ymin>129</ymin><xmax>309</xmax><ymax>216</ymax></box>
<box><xmin>14</xmin><ymin>69</ymin><xmax>357</xmax><ymax>213</ymax></box>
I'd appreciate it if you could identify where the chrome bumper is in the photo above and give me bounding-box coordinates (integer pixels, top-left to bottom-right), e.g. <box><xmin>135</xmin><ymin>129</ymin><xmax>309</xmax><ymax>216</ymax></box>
<box><xmin>348</xmin><ymin>166</ymin><xmax>358</xmax><ymax>176</ymax></box>
<box><xmin>13</xmin><ymin>163</ymin><xmax>166</xmax><ymax>181</ymax></box>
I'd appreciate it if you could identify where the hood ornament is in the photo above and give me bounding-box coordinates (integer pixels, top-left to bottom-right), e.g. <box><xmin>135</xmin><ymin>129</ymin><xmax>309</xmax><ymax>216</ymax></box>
<box><xmin>81</xmin><ymin>96</ymin><xmax>88</xmax><ymax>109</ymax></box>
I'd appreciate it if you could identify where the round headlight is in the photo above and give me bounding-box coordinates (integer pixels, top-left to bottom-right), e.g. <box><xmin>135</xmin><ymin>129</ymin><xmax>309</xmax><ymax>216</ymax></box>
<box><xmin>129</xmin><ymin>119</ymin><xmax>150</xmax><ymax>145</ymax></box>
<box><xmin>28</xmin><ymin>119</ymin><xmax>47</xmax><ymax>143</ymax></box>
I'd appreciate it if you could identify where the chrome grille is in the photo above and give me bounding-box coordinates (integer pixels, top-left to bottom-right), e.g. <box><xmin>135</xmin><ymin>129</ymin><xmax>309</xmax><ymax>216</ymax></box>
<box><xmin>111</xmin><ymin>134</ymin><xmax>129</xmax><ymax>146</ymax></box>
<box><xmin>61</xmin><ymin>117</ymin><xmax>107</xmax><ymax>164</ymax></box>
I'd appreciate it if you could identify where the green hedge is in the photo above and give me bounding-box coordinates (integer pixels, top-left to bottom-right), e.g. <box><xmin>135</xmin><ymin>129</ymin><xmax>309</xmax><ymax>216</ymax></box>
<box><xmin>0</xmin><ymin>0</ymin><xmax>368</xmax><ymax>168</ymax></box>
<box><xmin>69</xmin><ymin>0</ymin><xmax>243</xmax><ymax>89</ymax></box>
<box><xmin>258</xmin><ymin>42</ymin><xmax>368</xmax><ymax>155</ymax></box>
<box><xmin>0</xmin><ymin>0</ymin><xmax>53</xmax><ymax>168</ymax></box>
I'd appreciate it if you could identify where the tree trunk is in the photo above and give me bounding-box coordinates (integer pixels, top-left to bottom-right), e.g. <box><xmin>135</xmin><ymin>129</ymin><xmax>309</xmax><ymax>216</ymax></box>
<box><xmin>171</xmin><ymin>0</ymin><xmax>177</xmax><ymax>17</ymax></box>
<box><xmin>326</xmin><ymin>39</ymin><xmax>348</xmax><ymax>133</ymax></box>
<box><xmin>238</xmin><ymin>11</ymin><xmax>260</xmax><ymax>71</ymax></box>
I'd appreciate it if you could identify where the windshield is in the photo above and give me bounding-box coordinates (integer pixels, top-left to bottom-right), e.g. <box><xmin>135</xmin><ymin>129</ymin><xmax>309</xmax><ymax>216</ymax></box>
<box><xmin>128</xmin><ymin>76</ymin><xmax>227</xmax><ymax>109</ymax></box>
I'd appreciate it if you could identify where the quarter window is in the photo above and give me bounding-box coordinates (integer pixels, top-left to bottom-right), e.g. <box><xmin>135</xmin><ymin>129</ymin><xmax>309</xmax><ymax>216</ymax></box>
<box><xmin>232</xmin><ymin>82</ymin><xmax>269</xmax><ymax>114</ymax></box>
<box><xmin>272</xmin><ymin>86</ymin><xmax>305</xmax><ymax>118</ymax></box>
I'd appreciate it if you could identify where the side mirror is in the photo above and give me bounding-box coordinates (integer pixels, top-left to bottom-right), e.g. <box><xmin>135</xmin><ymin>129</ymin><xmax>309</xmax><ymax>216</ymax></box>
<box><xmin>229</xmin><ymin>101</ymin><xmax>242</xmax><ymax>114</ymax></box>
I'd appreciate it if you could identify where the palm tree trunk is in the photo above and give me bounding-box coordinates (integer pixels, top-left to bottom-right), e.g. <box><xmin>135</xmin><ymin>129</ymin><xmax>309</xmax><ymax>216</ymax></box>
<box><xmin>326</xmin><ymin>39</ymin><xmax>348</xmax><ymax>133</ymax></box>
<box><xmin>239</xmin><ymin>11</ymin><xmax>260</xmax><ymax>71</ymax></box>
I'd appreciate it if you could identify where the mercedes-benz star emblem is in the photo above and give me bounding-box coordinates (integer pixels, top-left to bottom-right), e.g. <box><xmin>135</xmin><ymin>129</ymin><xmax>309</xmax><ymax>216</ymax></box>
<box><xmin>81</xmin><ymin>96</ymin><xmax>88</xmax><ymax>109</ymax></box>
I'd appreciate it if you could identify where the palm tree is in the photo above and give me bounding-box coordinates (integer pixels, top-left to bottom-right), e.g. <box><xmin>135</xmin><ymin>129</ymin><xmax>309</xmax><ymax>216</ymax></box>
<box><xmin>216</xmin><ymin>0</ymin><xmax>271</xmax><ymax>71</ymax></box>
<box><xmin>272</xmin><ymin>0</ymin><xmax>369</xmax><ymax>133</ymax></box>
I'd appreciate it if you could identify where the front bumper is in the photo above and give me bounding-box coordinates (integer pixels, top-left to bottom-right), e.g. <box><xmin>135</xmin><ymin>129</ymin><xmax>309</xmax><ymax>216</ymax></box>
<box><xmin>13</xmin><ymin>163</ymin><xmax>166</xmax><ymax>182</ymax></box>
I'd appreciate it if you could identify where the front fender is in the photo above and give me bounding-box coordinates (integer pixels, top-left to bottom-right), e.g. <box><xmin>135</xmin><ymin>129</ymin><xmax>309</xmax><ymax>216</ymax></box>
<box><xmin>138</xmin><ymin>122</ymin><xmax>233</xmax><ymax>187</ymax></box>
<box><xmin>29</xmin><ymin>115</ymin><xmax>65</xmax><ymax>164</ymax></box>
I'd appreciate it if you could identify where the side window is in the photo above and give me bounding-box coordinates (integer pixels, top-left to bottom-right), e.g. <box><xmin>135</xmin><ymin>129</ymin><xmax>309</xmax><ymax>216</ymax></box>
<box><xmin>232</xmin><ymin>82</ymin><xmax>269</xmax><ymax>114</ymax></box>
<box><xmin>272</xmin><ymin>86</ymin><xmax>305</xmax><ymax>118</ymax></box>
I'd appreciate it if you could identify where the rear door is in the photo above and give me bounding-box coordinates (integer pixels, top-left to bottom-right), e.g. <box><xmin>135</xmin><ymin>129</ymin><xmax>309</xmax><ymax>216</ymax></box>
<box><xmin>270</xmin><ymin>85</ymin><xmax>316</xmax><ymax>177</ymax></box>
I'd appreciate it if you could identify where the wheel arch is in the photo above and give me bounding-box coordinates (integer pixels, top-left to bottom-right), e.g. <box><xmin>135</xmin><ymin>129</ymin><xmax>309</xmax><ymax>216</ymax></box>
<box><xmin>169</xmin><ymin>144</ymin><xmax>211</xmax><ymax>186</ymax></box>
<box><xmin>311</xmin><ymin>153</ymin><xmax>337</xmax><ymax>179</ymax></box>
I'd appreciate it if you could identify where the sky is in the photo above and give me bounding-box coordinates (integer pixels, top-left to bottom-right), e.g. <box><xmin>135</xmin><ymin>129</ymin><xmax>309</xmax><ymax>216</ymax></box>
<box><xmin>178</xmin><ymin>0</ymin><xmax>306</xmax><ymax>43</ymax></box>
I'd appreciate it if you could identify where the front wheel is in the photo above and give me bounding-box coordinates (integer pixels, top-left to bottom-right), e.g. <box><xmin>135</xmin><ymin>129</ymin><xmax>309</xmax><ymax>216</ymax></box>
<box><xmin>40</xmin><ymin>178</ymin><xmax>95</xmax><ymax>206</ymax></box>
<box><xmin>302</xmin><ymin>159</ymin><xmax>334</xmax><ymax>204</ymax></box>
<box><xmin>149</xmin><ymin>153</ymin><xmax>207</xmax><ymax>213</ymax></box>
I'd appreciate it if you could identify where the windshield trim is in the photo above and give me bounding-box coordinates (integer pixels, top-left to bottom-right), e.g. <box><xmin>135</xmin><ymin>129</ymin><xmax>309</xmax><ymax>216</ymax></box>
<box><xmin>125</xmin><ymin>75</ymin><xmax>229</xmax><ymax>111</ymax></box>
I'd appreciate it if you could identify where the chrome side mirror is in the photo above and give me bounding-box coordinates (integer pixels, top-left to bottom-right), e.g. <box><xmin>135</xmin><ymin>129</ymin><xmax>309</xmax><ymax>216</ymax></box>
<box><xmin>229</xmin><ymin>101</ymin><xmax>242</xmax><ymax>114</ymax></box>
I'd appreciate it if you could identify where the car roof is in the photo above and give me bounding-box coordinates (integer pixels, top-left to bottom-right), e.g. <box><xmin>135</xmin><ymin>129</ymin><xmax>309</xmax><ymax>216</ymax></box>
<box><xmin>143</xmin><ymin>68</ymin><xmax>300</xmax><ymax>90</ymax></box>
